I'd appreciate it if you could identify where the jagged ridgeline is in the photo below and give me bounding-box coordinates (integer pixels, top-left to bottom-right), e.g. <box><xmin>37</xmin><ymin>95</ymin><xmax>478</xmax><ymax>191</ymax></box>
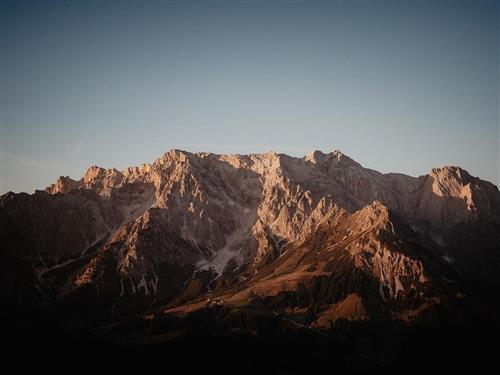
<box><xmin>1</xmin><ymin>149</ymin><xmax>500</xmax><ymax>340</ymax></box>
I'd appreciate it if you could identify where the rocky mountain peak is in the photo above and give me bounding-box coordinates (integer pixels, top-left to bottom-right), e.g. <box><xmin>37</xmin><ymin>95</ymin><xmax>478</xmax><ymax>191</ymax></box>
<box><xmin>430</xmin><ymin>165</ymin><xmax>473</xmax><ymax>185</ymax></box>
<box><xmin>305</xmin><ymin>149</ymin><xmax>326</xmax><ymax>163</ymax></box>
<box><xmin>45</xmin><ymin>175</ymin><xmax>82</xmax><ymax>194</ymax></box>
<box><xmin>331</xmin><ymin>148</ymin><xmax>356</xmax><ymax>163</ymax></box>
<box><xmin>84</xmin><ymin>165</ymin><xmax>123</xmax><ymax>186</ymax></box>
<box><xmin>351</xmin><ymin>200</ymin><xmax>392</xmax><ymax>231</ymax></box>
<box><xmin>427</xmin><ymin>165</ymin><xmax>496</xmax><ymax>213</ymax></box>
<box><xmin>331</xmin><ymin>148</ymin><xmax>344</xmax><ymax>158</ymax></box>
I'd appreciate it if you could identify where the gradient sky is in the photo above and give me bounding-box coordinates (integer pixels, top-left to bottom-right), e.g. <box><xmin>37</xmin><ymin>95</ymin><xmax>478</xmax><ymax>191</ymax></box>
<box><xmin>1</xmin><ymin>0</ymin><xmax>499</xmax><ymax>193</ymax></box>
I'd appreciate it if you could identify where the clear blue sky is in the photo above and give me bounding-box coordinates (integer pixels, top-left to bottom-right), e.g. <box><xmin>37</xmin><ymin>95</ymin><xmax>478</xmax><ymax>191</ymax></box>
<box><xmin>1</xmin><ymin>0</ymin><xmax>499</xmax><ymax>193</ymax></box>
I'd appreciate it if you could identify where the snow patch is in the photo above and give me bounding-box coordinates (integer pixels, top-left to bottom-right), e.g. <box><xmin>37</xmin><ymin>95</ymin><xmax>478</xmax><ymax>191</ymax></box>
<box><xmin>119</xmin><ymin>278</ymin><xmax>125</xmax><ymax>297</ymax></box>
<box><xmin>378</xmin><ymin>265</ymin><xmax>387</xmax><ymax>302</ymax></box>
<box><xmin>441</xmin><ymin>255</ymin><xmax>454</xmax><ymax>264</ymax></box>
<box><xmin>269</xmin><ymin>233</ymin><xmax>284</xmax><ymax>256</ymax></box>
<box><xmin>138</xmin><ymin>276</ymin><xmax>150</xmax><ymax>295</ymax></box>
<box><xmin>150</xmin><ymin>273</ymin><xmax>159</xmax><ymax>294</ymax></box>
<box><xmin>129</xmin><ymin>278</ymin><xmax>137</xmax><ymax>294</ymax></box>
<box><xmin>196</xmin><ymin>204</ymin><xmax>256</xmax><ymax>275</ymax></box>
<box><xmin>197</xmin><ymin>246</ymin><xmax>239</xmax><ymax>275</ymax></box>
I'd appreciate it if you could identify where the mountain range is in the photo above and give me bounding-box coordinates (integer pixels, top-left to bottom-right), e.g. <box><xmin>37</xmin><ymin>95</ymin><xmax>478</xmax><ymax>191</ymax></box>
<box><xmin>2</xmin><ymin>149</ymin><xmax>500</xmax><ymax>373</ymax></box>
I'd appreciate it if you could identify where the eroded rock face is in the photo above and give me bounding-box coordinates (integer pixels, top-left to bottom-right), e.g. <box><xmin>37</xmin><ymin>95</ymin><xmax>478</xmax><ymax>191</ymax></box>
<box><xmin>2</xmin><ymin>149</ymin><xmax>500</xmax><ymax>329</ymax></box>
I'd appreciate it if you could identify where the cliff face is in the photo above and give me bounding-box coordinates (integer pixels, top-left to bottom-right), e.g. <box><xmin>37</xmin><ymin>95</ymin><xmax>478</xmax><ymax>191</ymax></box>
<box><xmin>2</xmin><ymin>149</ymin><xmax>500</xmax><ymax>329</ymax></box>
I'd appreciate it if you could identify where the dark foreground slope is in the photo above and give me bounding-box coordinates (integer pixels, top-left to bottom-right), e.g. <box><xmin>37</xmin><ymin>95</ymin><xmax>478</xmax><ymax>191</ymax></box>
<box><xmin>4</xmin><ymin>313</ymin><xmax>500</xmax><ymax>375</ymax></box>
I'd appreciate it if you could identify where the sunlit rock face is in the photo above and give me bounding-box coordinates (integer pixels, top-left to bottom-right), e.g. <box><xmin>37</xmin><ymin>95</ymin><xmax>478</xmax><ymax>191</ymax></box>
<box><xmin>2</xmin><ymin>149</ymin><xmax>500</xmax><ymax>327</ymax></box>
